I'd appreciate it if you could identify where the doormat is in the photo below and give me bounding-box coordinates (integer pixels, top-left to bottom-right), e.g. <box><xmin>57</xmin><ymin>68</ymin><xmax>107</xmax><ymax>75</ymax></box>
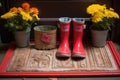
<box><xmin>7</xmin><ymin>43</ymin><xmax>117</xmax><ymax>72</ymax></box>
<box><xmin>0</xmin><ymin>41</ymin><xmax>120</xmax><ymax>77</ymax></box>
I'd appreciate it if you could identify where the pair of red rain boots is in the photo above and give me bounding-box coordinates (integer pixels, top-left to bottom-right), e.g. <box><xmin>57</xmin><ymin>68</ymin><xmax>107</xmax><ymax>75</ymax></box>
<box><xmin>57</xmin><ymin>17</ymin><xmax>86</xmax><ymax>58</ymax></box>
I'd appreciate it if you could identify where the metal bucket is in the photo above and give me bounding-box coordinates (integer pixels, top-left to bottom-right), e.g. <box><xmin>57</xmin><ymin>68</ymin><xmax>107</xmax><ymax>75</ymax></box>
<box><xmin>91</xmin><ymin>30</ymin><xmax>108</xmax><ymax>47</ymax></box>
<box><xmin>14</xmin><ymin>31</ymin><xmax>30</xmax><ymax>47</ymax></box>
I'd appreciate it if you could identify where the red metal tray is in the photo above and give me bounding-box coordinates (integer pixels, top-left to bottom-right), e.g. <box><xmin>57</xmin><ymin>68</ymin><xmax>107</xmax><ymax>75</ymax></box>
<box><xmin>0</xmin><ymin>41</ymin><xmax>120</xmax><ymax>77</ymax></box>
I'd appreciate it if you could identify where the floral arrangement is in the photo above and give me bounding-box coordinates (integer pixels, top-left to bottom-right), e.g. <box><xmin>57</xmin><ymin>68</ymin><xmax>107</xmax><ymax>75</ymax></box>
<box><xmin>87</xmin><ymin>4</ymin><xmax>119</xmax><ymax>30</ymax></box>
<box><xmin>0</xmin><ymin>2</ymin><xmax>40</xmax><ymax>32</ymax></box>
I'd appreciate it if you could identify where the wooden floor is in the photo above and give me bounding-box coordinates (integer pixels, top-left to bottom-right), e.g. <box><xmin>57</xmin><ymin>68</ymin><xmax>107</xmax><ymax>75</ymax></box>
<box><xmin>6</xmin><ymin>43</ymin><xmax>118</xmax><ymax>72</ymax></box>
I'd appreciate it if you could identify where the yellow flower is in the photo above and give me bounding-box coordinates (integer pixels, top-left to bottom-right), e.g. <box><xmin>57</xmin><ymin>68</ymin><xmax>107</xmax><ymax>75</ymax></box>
<box><xmin>87</xmin><ymin>4</ymin><xmax>106</xmax><ymax>15</ymax></box>
<box><xmin>104</xmin><ymin>9</ymin><xmax>119</xmax><ymax>19</ymax></box>
<box><xmin>86</xmin><ymin>4</ymin><xmax>119</xmax><ymax>30</ymax></box>
<box><xmin>110</xmin><ymin>8</ymin><xmax>114</xmax><ymax>11</ymax></box>
<box><xmin>19</xmin><ymin>10</ymin><xmax>32</xmax><ymax>21</ymax></box>
<box><xmin>87</xmin><ymin>4</ymin><xmax>119</xmax><ymax>23</ymax></box>
<box><xmin>1</xmin><ymin>12</ymin><xmax>17</xmax><ymax>19</ymax></box>
<box><xmin>33</xmin><ymin>14</ymin><xmax>40</xmax><ymax>20</ymax></box>
<box><xmin>113</xmin><ymin>12</ymin><xmax>119</xmax><ymax>18</ymax></box>
<box><xmin>92</xmin><ymin>12</ymin><xmax>104</xmax><ymax>23</ymax></box>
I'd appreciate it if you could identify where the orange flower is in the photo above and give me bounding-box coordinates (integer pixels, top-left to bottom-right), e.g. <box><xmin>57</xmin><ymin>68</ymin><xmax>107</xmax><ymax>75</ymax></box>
<box><xmin>9</xmin><ymin>7</ymin><xmax>18</xmax><ymax>13</ymax></box>
<box><xmin>18</xmin><ymin>7</ymin><xmax>24</xmax><ymax>11</ymax></box>
<box><xmin>21</xmin><ymin>2</ymin><xmax>30</xmax><ymax>10</ymax></box>
<box><xmin>30</xmin><ymin>7</ymin><xmax>39</xmax><ymax>14</ymax></box>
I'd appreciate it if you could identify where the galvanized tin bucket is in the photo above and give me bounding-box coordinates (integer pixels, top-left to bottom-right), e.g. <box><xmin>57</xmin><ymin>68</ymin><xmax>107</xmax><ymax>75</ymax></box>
<box><xmin>14</xmin><ymin>31</ymin><xmax>30</xmax><ymax>47</ymax></box>
<box><xmin>91</xmin><ymin>30</ymin><xmax>108</xmax><ymax>47</ymax></box>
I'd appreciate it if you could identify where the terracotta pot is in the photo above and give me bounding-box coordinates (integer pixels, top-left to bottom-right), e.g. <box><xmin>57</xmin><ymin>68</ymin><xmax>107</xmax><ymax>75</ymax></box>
<box><xmin>91</xmin><ymin>30</ymin><xmax>108</xmax><ymax>47</ymax></box>
<box><xmin>34</xmin><ymin>25</ymin><xmax>57</xmax><ymax>49</ymax></box>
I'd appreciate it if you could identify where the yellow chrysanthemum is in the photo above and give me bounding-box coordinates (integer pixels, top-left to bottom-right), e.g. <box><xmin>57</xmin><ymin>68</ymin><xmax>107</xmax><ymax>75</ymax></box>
<box><xmin>19</xmin><ymin>10</ymin><xmax>32</xmax><ymax>21</ymax></box>
<box><xmin>86</xmin><ymin>4</ymin><xmax>119</xmax><ymax>30</ymax></box>
<box><xmin>112</xmin><ymin>12</ymin><xmax>119</xmax><ymax>18</ymax></box>
<box><xmin>33</xmin><ymin>14</ymin><xmax>40</xmax><ymax>20</ymax></box>
<box><xmin>1</xmin><ymin>12</ymin><xmax>17</xmax><ymax>19</ymax></box>
<box><xmin>87</xmin><ymin>4</ymin><xmax>119</xmax><ymax>23</ymax></box>
<box><xmin>104</xmin><ymin>9</ymin><xmax>119</xmax><ymax>19</ymax></box>
<box><xmin>92</xmin><ymin>12</ymin><xmax>104</xmax><ymax>23</ymax></box>
<box><xmin>110</xmin><ymin>8</ymin><xmax>114</xmax><ymax>11</ymax></box>
<box><xmin>87</xmin><ymin>4</ymin><xmax>106</xmax><ymax>15</ymax></box>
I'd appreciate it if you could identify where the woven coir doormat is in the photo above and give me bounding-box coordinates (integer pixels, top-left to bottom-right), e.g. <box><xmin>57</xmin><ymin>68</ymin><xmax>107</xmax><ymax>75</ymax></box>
<box><xmin>7</xmin><ymin>42</ymin><xmax>118</xmax><ymax>71</ymax></box>
<box><xmin>0</xmin><ymin>41</ymin><xmax>120</xmax><ymax>77</ymax></box>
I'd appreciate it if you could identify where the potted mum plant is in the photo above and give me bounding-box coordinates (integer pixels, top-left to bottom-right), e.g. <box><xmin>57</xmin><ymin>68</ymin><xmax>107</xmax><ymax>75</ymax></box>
<box><xmin>0</xmin><ymin>2</ymin><xmax>40</xmax><ymax>47</ymax></box>
<box><xmin>87</xmin><ymin>4</ymin><xmax>119</xmax><ymax>47</ymax></box>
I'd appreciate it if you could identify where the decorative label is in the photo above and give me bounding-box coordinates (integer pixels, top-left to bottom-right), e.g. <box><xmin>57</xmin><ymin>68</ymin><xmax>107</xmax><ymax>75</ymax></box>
<box><xmin>41</xmin><ymin>33</ymin><xmax>52</xmax><ymax>44</ymax></box>
<box><xmin>62</xmin><ymin>26</ymin><xmax>69</xmax><ymax>31</ymax></box>
<box><xmin>76</xmin><ymin>26</ymin><xmax>83</xmax><ymax>32</ymax></box>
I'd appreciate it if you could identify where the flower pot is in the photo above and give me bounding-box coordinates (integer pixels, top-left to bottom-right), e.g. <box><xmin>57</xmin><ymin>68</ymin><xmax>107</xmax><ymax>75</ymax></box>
<box><xmin>14</xmin><ymin>31</ymin><xmax>30</xmax><ymax>47</ymax></box>
<box><xmin>34</xmin><ymin>25</ymin><xmax>57</xmax><ymax>49</ymax></box>
<box><xmin>91</xmin><ymin>30</ymin><xmax>108</xmax><ymax>47</ymax></box>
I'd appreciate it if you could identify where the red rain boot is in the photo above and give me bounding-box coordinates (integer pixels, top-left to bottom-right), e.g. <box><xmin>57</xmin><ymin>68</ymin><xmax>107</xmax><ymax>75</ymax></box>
<box><xmin>56</xmin><ymin>17</ymin><xmax>71</xmax><ymax>57</ymax></box>
<box><xmin>72</xmin><ymin>18</ymin><xmax>86</xmax><ymax>58</ymax></box>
